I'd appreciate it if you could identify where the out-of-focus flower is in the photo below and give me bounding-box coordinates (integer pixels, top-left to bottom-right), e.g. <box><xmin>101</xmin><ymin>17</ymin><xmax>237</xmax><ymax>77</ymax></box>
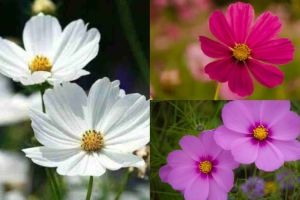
<box><xmin>32</xmin><ymin>0</ymin><xmax>56</xmax><ymax>15</ymax></box>
<box><xmin>160</xmin><ymin>69</ymin><xmax>181</xmax><ymax>90</ymax></box>
<box><xmin>220</xmin><ymin>83</ymin><xmax>245</xmax><ymax>100</ymax></box>
<box><xmin>276</xmin><ymin>168</ymin><xmax>299</xmax><ymax>190</ymax></box>
<box><xmin>200</xmin><ymin>2</ymin><xmax>294</xmax><ymax>97</ymax></box>
<box><xmin>129</xmin><ymin>145</ymin><xmax>150</xmax><ymax>178</ymax></box>
<box><xmin>23</xmin><ymin>78</ymin><xmax>149</xmax><ymax>176</ymax></box>
<box><xmin>3</xmin><ymin>190</ymin><xmax>26</xmax><ymax>200</ymax></box>
<box><xmin>185</xmin><ymin>43</ymin><xmax>212</xmax><ymax>82</ymax></box>
<box><xmin>241</xmin><ymin>177</ymin><xmax>265</xmax><ymax>200</ymax></box>
<box><xmin>264</xmin><ymin>181</ymin><xmax>277</xmax><ymax>195</ymax></box>
<box><xmin>0</xmin><ymin>14</ymin><xmax>100</xmax><ymax>86</ymax></box>
<box><xmin>159</xmin><ymin>131</ymin><xmax>239</xmax><ymax>200</ymax></box>
<box><xmin>215</xmin><ymin>100</ymin><xmax>300</xmax><ymax>171</ymax></box>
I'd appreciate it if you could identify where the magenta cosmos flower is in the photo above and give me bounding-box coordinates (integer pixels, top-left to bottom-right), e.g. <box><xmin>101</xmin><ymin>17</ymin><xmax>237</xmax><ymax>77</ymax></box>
<box><xmin>199</xmin><ymin>2</ymin><xmax>294</xmax><ymax>97</ymax></box>
<box><xmin>215</xmin><ymin>100</ymin><xmax>300</xmax><ymax>172</ymax></box>
<box><xmin>159</xmin><ymin>131</ymin><xmax>239</xmax><ymax>200</ymax></box>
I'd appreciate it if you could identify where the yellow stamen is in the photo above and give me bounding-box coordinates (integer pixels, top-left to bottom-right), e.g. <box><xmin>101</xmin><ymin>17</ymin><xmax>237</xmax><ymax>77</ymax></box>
<box><xmin>81</xmin><ymin>130</ymin><xmax>104</xmax><ymax>152</ymax></box>
<box><xmin>232</xmin><ymin>43</ymin><xmax>251</xmax><ymax>61</ymax></box>
<box><xmin>253</xmin><ymin>125</ymin><xmax>268</xmax><ymax>141</ymax></box>
<box><xmin>29</xmin><ymin>55</ymin><xmax>52</xmax><ymax>73</ymax></box>
<box><xmin>199</xmin><ymin>160</ymin><xmax>212</xmax><ymax>174</ymax></box>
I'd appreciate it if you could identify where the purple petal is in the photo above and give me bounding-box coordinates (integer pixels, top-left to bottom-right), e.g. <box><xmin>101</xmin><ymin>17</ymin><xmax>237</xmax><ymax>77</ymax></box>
<box><xmin>216</xmin><ymin>151</ymin><xmax>239</xmax><ymax>169</ymax></box>
<box><xmin>167</xmin><ymin>150</ymin><xmax>195</xmax><ymax>167</ymax></box>
<box><xmin>198</xmin><ymin>130</ymin><xmax>222</xmax><ymax>159</ymax></box>
<box><xmin>214</xmin><ymin>125</ymin><xmax>244</xmax><ymax>150</ymax></box>
<box><xmin>231</xmin><ymin>137</ymin><xmax>259</xmax><ymax>164</ymax></box>
<box><xmin>184</xmin><ymin>177</ymin><xmax>209</xmax><ymax>200</ymax></box>
<box><xmin>260</xmin><ymin>100</ymin><xmax>290</xmax><ymax>126</ymax></box>
<box><xmin>272</xmin><ymin>140</ymin><xmax>300</xmax><ymax>161</ymax></box>
<box><xmin>179</xmin><ymin>135</ymin><xmax>206</xmax><ymax>161</ymax></box>
<box><xmin>168</xmin><ymin>167</ymin><xmax>198</xmax><ymax>191</ymax></box>
<box><xmin>208</xmin><ymin>179</ymin><xmax>228</xmax><ymax>200</ymax></box>
<box><xmin>212</xmin><ymin>167</ymin><xmax>234</xmax><ymax>192</ymax></box>
<box><xmin>159</xmin><ymin>165</ymin><xmax>172</xmax><ymax>183</ymax></box>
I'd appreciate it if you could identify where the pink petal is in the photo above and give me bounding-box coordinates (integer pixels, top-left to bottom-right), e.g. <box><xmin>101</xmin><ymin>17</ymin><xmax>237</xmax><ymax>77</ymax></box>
<box><xmin>270</xmin><ymin>112</ymin><xmax>300</xmax><ymax>140</ymax></box>
<box><xmin>255</xmin><ymin>141</ymin><xmax>284</xmax><ymax>171</ymax></box>
<box><xmin>212</xmin><ymin>167</ymin><xmax>234</xmax><ymax>192</ymax></box>
<box><xmin>204</xmin><ymin>58</ymin><xmax>236</xmax><ymax>82</ymax></box>
<box><xmin>272</xmin><ymin>140</ymin><xmax>300</xmax><ymax>161</ymax></box>
<box><xmin>251</xmin><ymin>38</ymin><xmax>294</xmax><ymax>64</ymax></box>
<box><xmin>227</xmin><ymin>2</ymin><xmax>254</xmax><ymax>43</ymax></box>
<box><xmin>168</xmin><ymin>167</ymin><xmax>199</xmax><ymax>191</ymax></box>
<box><xmin>231</xmin><ymin>137</ymin><xmax>259</xmax><ymax>164</ymax></box>
<box><xmin>216</xmin><ymin>151</ymin><xmax>239</xmax><ymax>169</ymax></box>
<box><xmin>198</xmin><ymin>130</ymin><xmax>222</xmax><ymax>159</ymax></box>
<box><xmin>199</xmin><ymin>36</ymin><xmax>231</xmax><ymax>58</ymax></box>
<box><xmin>222</xmin><ymin>101</ymin><xmax>256</xmax><ymax>133</ymax></box>
<box><xmin>167</xmin><ymin>150</ymin><xmax>195</xmax><ymax>167</ymax></box>
<box><xmin>259</xmin><ymin>100</ymin><xmax>291</xmax><ymax>126</ymax></box>
<box><xmin>228</xmin><ymin>65</ymin><xmax>254</xmax><ymax>97</ymax></box>
<box><xmin>179</xmin><ymin>135</ymin><xmax>205</xmax><ymax>161</ymax></box>
<box><xmin>209</xmin><ymin>10</ymin><xmax>235</xmax><ymax>46</ymax></box>
<box><xmin>247</xmin><ymin>59</ymin><xmax>284</xmax><ymax>88</ymax></box>
<box><xmin>184</xmin><ymin>177</ymin><xmax>209</xmax><ymax>200</ymax></box>
<box><xmin>208</xmin><ymin>179</ymin><xmax>228</xmax><ymax>200</ymax></box>
<box><xmin>159</xmin><ymin>165</ymin><xmax>172</xmax><ymax>183</ymax></box>
<box><xmin>214</xmin><ymin>126</ymin><xmax>244</xmax><ymax>150</ymax></box>
<box><xmin>247</xmin><ymin>12</ymin><xmax>281</xmax><ymax>47</ymax></box>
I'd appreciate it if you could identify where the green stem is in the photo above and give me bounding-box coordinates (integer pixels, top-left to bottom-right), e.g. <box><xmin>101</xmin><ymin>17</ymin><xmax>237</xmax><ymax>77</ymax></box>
<box><xmin>114</xmin><ymin>170</ymin><xmax>131</xmax><ymax>200</ymax></box>
<box><xmin>115</xmin><ymin>0</ymin><xmax>149</xmax><ymax>85</ymax></box>
<box><xmin>85</xmin><ymin>176</ymin><xmax>94</xmax><ymax>200</ymax></box>
<box><xmin>213</xmin><ymin>83</ymin><xmax>221</xmax><ymax>100</ymax></box>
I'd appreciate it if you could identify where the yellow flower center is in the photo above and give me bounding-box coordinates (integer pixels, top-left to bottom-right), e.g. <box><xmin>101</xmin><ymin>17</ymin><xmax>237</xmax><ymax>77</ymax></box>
<box><xmin>29</xmin><ymin>55</ymin><xmax>52</xmax><ymax>73</ymax></box>
<box><xmin>253</xmin><ymin>125</ymin><xmax>268</xmax><ymax>141</ymax></box>
<box><xmin>199</xmin><ymin>160</ymin><xmax>212</xmax><ymax>174</ymax></box>
<box><xmin>232</xmin><ymin>43</ymin><xmax>251</xmax><ymax>61</ymax></box>
<box><xmin>81</xmin><ymin>130</ymin><xmax>104</xmax><ymax>152</ymax></box>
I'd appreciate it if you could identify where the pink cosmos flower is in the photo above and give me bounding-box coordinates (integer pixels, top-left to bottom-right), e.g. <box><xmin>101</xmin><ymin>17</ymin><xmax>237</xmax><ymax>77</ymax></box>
<box><xmin>215</xmin><ymin>100</ymin><xmax>300</xmax><ymax>172</ymax></box>
<box><xmin>159</xmin><ymin>131</ymin><xmax>239</xmax><ymax>200</ymax></box>
<box><xmin>199</xmin><ymin>2</ymin><xmax>294</xmax><ymax>97</ymax></box>
<box><xmin>220</xmin><ymin>82</ymin><xmax>245</xmax><ymax>100</ymax></box>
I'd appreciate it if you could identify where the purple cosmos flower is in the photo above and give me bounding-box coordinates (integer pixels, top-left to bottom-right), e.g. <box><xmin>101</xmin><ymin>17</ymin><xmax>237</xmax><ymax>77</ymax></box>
<box><xmin>159</xmin><ymin>130</ymin><xmax>239</xmax><ymax>200</ymax></box>
<box><xmin>241</xmin><ymin>177</ymin><xmax>265</xmax><ymax>200</ymax></box>
<box><xmin>215</xmin><ymin>100</ymin><xmax>300</xmax><ymax>171</ymax></box>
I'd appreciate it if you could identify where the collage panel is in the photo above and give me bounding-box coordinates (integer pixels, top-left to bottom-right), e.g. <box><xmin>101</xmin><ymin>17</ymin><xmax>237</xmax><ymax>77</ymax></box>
<box><xmin>151</xmin><ymin>100</ymin><xmax>300</xmax><ymax>200</ymax></box>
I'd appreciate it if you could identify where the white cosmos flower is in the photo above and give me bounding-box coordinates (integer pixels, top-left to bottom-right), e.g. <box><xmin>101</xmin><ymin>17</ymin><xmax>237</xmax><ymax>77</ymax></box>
<box><xmin>22</xmin><ymin>78</ymin><xmax>149</xmax><ymax>176</ymax></box>
<box><xmin>0</xmin><ymin>13</ymin><xmax>100</xmax><ymax>85</ymax></box>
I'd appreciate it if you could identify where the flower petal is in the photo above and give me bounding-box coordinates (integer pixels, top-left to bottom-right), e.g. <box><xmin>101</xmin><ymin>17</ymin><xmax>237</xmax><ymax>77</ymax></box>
<box><xmin>208</xmin><ymin>179</ymin><xmax>228</xmax><ymax>200</ymax></box>
<box><xmin>251</xmin><ymin>39</ymin><xmax>294</xmax><ymax>65</ymax></box>
<box><xmin>255</xmin><ymin>141</ymin><xmax>284</xmax><ymax>171</ymax></box>
<box><xmin>272</xmin><ymin>140</ymin><xmax>300</xmax><ymax>161</ymax></box>
<box><xmin>227</xmin><ymin>2</ymin><xmax>254</xmax><ymax>43</ymax></box>
<box><xmin>212</xmin><ymin>167</ymin><xmax>234</xmax><ymax>192</ymax></box>
<box><xmin>19</xmin><ymin>71</ymin><xmax>51</xmax><ymax>85</ymax></box>
<box><xmin>49</xmin><ymin>69</ymin><xmax>90</xmax><ymax>85</ymax></box>
<box><xmin>209</xmin><ymin>10</ymin><xmax>235</xmax><ymax>46</ymax></box>
<box><xmin>184</xmin><ymin>177</ymin><xmax>209</xmax><ymax>200</ymax></box>
<box><xmin>23</xmin><ymin>14</ymin><xmax>62</xmax><ymax>58</ymax></box>
<box><xmin>198</xmin><ymin>131</ymin><xmax>222</xmax><ymax>159</ymax></box>
<box><xmin>22</xmin><ymin>147</ymin><xmax>80</xmax><ymax>167</ymax></box>
<box><xmin>199</xmin><ymin>36</ymin><xmax>231</xmax><ymax>58</ymax></box>
<box><xmin>228</xmin><ymin>64</ymin><xmax>254</xmax><ymax>97</ymax></box>
<box><xmin>167</xmin><ymin>150</ymin><xmax>195</xmax><ymax>167</ymax></box>
<box><xmin>204</xmin><ymin>58</ymin><xmax>236</xmax><ymax>82</ymax></box>
<box><xmin>270</xmin><ymin>111</ymin><xmax>300</xmax><ymax>140</ymax></box>
<box><xmin>231</xmin><ymin>137</ymin><xmax>259</xmax><ymax>164</ymax></box>
<box><xmin>214</xmin><ymin>126</ymin><xmax>244</xmax><ymax>150</ymax></box>
<box><xmin>179</xmin><ymin>135</ymin><xmax>205</xmax><ymax>161</ymax></box>
<box><xmin>247</xmin><ymin>12</ymin><xmax>281</xmax><ymax>47</ymax></box>
<box><xmin>216</xmin><ymin>151</ymin><xmax>239</xmax><ymax>169</ymax></box>
<box><xmin>44</xmin><ymin>83</ymin><xmax>88</xmax><ymax>138</ymax></box>
<box><xmin>247</xmin><ymin>59</ymin><xmax>283</xmax><ymax>88</ymax></box>
<box><xmin>159</xmin><ymin>165</ymin><xmax>172</xmax><ymax>183</ymax></box>
<box><xmin>168</xmin><ymin>167</ymin><xmax>199</xmax><ymax>191</ymax></box>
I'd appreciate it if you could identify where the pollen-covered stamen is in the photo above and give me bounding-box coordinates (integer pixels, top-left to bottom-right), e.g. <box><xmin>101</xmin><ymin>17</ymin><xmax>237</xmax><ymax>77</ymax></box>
<box><xmin>81</xmin><ymin>130</ymin><xmax>104</xmax><ymax>152</ymax></box>
<box><xmin>29</xmin><ymin>55</ymin><xmax>52</xmax><ymax>73</ymax></box>
<box><xmin>199</xmin><ymin>160</ymin><xmax>212</xmax><ymax>174</ymax></box>
<box><xmin>253</xmin><ymin>125</ymin><xmax>269</xmax><ymax>141</ymax></box>
<box><xmin>232</xmin><ymin>43</ymin><xmax>251</xmax><ymax>61</ymax></box>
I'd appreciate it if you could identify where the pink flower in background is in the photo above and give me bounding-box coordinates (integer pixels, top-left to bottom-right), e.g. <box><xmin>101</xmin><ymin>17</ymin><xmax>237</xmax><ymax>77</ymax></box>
<box><xmin>220</xmin><ymin>83</ymin><xmax>245</xmax><ymax>100</ymax></box>
<box><xmin>186</xmin><ymin>43</ymin><xmax>212</xmax><ymax>82</ymax></box>
<box><xmin>199</xmin><ymin>2</ymin><xmax>294</xmax><ymax>97</ymax></box>
<box><xmin>215</xmin><ymin>101</ymin><xmax>300</xmax><ymax>172</ymax></box>
<box><xmin>160</xmin><ymin>131</ymin><xmax>239</xmax><ymax>200</ymax></box>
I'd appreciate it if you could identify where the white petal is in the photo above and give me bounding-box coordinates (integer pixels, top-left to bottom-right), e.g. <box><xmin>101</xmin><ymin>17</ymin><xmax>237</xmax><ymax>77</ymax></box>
<box><xmin>49</xmin><ymin>69</ymin><xmax>90</xmax><ymax>85</ymax></box>
<box><xmin>22</xmin><ymin>147</ymin><xmax>80</xmax><ymax>167</ymax></box>
<box><xmin>52</xmin><ymin>20</ymin><xmax>100</xmax><ymax>72</ymax></box>
<box><xmin>29</xmin><ymin>108</ymin><xmax>80</xmax><ymax>148</ymax></box>
<box><xmin>87</xmin><ymin>78</ymin><xmax>121</xmax><ymax>129</ymax></box>
<box><xmin>19</xmin><ymin>71</ymin><xmax>51</xmax><ymax>85</ymax></box>
<box><xmin>23</xmin><ymin>14</ymin><xmax>62</xmax><ymax>58</ymax></box>
<box><xmin>43</xmin><ymin>83</ymin><xmax>88</xmax><ymax>137</ymax></box>
<box><xmin>57</xmin><ymin>152</ymin><xmax>106</xmax><ymax>176</ymax></box>
<box><xmin>99</xmin><ymin>149</ymin><xmax>145</xmax><ymax>169</ymax></box>
<box><xmin>0</xmin><ymin>38</ymin><xmax>29</xmax><ymax>79</ymax></box>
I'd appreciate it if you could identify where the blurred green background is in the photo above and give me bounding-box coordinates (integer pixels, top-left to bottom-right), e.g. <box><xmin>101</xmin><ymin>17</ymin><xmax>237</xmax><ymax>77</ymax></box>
<box><xmin>0</xmin><ymin>0</ymin><xmax>149</xmax><ymax>199</ymax></box>
<box><xmin>150</xmin><ymin>0</ymin><xmax>300</xmax><ymax>99</ymax></box>
<box><xmin>150</xmin><ymin>100</ymin><xmax>300</xmax><ymax>200</ymax></box>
